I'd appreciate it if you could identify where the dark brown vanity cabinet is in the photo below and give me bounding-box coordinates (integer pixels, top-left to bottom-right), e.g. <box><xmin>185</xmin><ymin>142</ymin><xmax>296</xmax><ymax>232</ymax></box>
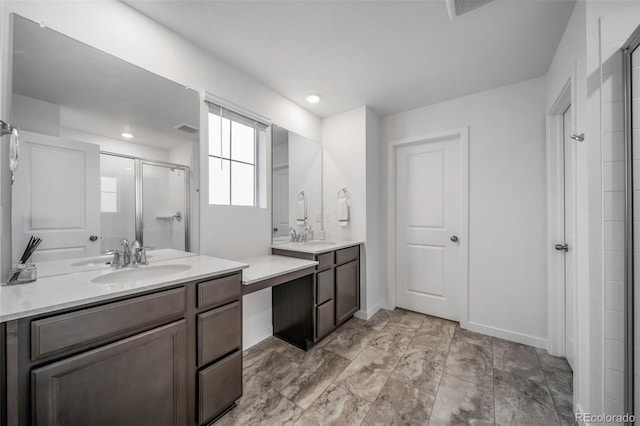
<box><xmin>272</xmin><ymin>244</ymin><xmax>360</xmax><ymax>348</ymax></box>
<box><xmin>2</xmin><ymin>272</ymin><xmax>243</xmax><ymax>426</ymax></box>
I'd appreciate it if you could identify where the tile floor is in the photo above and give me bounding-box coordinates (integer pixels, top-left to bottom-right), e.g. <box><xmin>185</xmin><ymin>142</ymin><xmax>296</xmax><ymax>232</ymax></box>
<box><xmin>219</xmin><ymin>308</ymin><xmax>575</xmax><ymax>426</ymax></box>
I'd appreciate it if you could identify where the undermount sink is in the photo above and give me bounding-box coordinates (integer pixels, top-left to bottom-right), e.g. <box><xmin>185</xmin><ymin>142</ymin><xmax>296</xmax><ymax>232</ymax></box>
<box><xmin>91</xmin><ymin>264</ymin><xmax>192</xmax><ymax>284</ymax></box>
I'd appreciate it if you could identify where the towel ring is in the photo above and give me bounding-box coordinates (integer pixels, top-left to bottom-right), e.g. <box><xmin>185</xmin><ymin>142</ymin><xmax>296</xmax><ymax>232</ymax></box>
<box><xmin>338</xmin><ymin>187</ymin><xmax>349</xmax><ymax>199</ymax></box>
<box><xmin>297</xmin><ymin>190</ymin><xmax>306</xmax><ymax>200</ymax></box>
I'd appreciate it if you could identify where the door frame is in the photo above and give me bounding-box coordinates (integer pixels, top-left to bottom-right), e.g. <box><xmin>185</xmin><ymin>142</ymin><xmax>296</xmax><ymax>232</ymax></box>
<box><xmin>546</xmin><ymin>77</ymin><xmax>576</xmax><ymax>359</ymax></box>
<box><xmin>386</xmin><ymin>127</ymin><xmax>469</xmax><ymax>326</ymax></box>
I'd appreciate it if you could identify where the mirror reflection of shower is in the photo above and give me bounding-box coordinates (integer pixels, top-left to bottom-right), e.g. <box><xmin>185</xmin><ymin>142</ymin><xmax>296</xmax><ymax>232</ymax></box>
<box><xmin>100</xmin><ymin>153</ymin><xmax>190</xmax><ymax>253</ymax></box>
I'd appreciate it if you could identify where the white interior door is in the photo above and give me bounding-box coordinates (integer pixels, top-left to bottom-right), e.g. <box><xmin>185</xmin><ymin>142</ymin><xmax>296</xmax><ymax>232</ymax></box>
<box><xmin>273</xmin><ymin>167</ymin><xmax>289</xmax><ymax>237</ymax></box>
<box><xmin>395</xmin><ymin>136</ymin><xmax>462</xmax><ymax>321</ymax></box>
<box><xmin>562</xmin><ymin>105</ymin><xmax>576</xmax><ymax>370</ymax></box>
<box><xmin>12</xmin><ymin>131</ymin><xmax>101</xmax><ymax>263</ymax></box>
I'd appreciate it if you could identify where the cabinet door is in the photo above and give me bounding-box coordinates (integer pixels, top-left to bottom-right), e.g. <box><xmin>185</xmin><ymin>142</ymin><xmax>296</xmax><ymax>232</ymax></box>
<box><xmin>335</xmin><ymin>261</ymin><xmax>359</xmax><ymax>324</ymax></box>
<box><xmin>32</xmin><ymin>321</ymin><xmax>187</xmax><ymax>426</ymax></box>
<box><xmin>198</xmin><ymin>350</ymin><xmax>242</xmax><ymax>425</ymax></box>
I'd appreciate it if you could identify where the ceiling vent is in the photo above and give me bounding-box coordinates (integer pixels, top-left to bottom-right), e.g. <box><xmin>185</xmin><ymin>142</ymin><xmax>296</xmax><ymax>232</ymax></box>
<box><xmin>174</xmin><ymin>123</ymin><xmax>199</xmax><ymax>134</ymax></box>
<box><xmin>446</xmin><ymin>0</ymin><xmax>495</xmax><ymax>21</ymax></box>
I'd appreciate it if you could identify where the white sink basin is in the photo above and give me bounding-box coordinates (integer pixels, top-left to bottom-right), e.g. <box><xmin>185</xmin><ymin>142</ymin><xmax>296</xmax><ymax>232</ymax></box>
<box><xmin>91</xmin><ymin>264</ymin><xmax>192</xmax><ymax>284</ymax></box>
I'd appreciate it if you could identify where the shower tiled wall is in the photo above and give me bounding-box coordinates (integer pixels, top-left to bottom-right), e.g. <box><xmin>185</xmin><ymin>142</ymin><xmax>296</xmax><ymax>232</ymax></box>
<box><xmin>600</xmin><ymin>11</ymin><xmax>640</xmax><ymax>422</ymax></box>
<box><xmin>601</xmin><ymin>14</ymin><xmax>628</xmax><ymax>422</ymax></box>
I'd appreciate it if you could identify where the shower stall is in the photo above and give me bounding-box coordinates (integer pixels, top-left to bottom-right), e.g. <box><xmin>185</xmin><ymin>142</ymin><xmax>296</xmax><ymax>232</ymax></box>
<box><xmin>622</xmin><ymin>24</ymin><xmax>640</xmax><ymax>422</ymax></box>
<box><xmin>99</xmin><ymin>152</ymin><xmax>190</xmax><ymax>253</ymax></box>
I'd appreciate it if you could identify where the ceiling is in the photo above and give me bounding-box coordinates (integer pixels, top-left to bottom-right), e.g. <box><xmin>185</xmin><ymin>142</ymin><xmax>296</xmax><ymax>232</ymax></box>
<box><xmin>12</xmin><ymin>15</ymin><xmax>200</xmax><ymax>150</ymax></box>
<box><xmin>124</xmin><ymin>0</ymin><xmax>575</xmax><ymax>118</ymax></box>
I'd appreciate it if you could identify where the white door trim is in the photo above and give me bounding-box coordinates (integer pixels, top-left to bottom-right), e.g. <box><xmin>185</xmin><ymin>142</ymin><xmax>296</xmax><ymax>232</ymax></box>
<box><xmin>546</xmin><ymin>77</ymin><xmax>575</xmax><ymax>359</ymax></box>
<box><xmin>387</xmin><ymin>127</ymin><xmax>469</xmax><ymax>327</ymax></box>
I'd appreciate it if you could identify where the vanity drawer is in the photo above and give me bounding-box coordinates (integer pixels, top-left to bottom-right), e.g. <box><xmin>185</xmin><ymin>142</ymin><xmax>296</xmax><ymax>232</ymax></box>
<box><xmin>336</xmin><ymin>246</ymin><xmax>359</xmax><ymax>265</ymax></box>
<box><xmin>31</xmin><ymin>287</ymin><xmax>186</xmax><ymax>361</ymax></box>
<box><xmin>198</xmin><ymin>301</ymin><xmax>241</xmax><ymax>366</ymax></box>
<box><xmin>316</xmin><ymin>269</ymin><xmax>334</xmax><ymax>305</ymax></box>
<box><xmin>197</xmin><ymin>273</ymin><xmax>241</xmax><ymax>309</ymax></box>
<box><xmin>316</xmin><ymin>252</ymin><xmax>334</xmax><ymax>271</ymax></box>
<box><xmin>199</xmin><ymin>350</ymin><xmax>242</xmax><ymax>425</ymax></box>
<box><xmin>316</xmin><ymin>300</ymin><xmax>335</xmax><ymax>339</ymax></box>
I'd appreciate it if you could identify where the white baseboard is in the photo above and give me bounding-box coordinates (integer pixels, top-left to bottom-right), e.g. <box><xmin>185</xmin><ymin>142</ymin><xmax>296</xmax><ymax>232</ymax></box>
<box><xmin>354</xmin><ymin>301</ymin><xmax>387</xmax><ymax>320</ymax></box>
<box><xmin>243</xmin><ymin>325</ymin><xmax>273</xmax><ymax>350</ymax></box>
<box><xmin>464</xmin><ymin>321</ymin><xmax>547</xmax><ymax>349</ymax></box>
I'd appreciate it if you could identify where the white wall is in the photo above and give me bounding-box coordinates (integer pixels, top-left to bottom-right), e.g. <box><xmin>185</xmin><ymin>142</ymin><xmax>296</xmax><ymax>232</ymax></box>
<box><xmin>383</xmin><ymin>77</ymin><xmax>548</xmax><ymax>347</ymax></box>
<box><xmin>364</xmin><ymin>107</ymin><xmax>387</xmax><ymax>317</ymax></box>
<box><xmin>322</xmin><ymin>107</ymin><xmax>367</xmax><ymax>242</ymax></box>
<box><xmin>0</xmin><ymin>0</ymin><xmax>322</xmax><ymax>350</ymax></box>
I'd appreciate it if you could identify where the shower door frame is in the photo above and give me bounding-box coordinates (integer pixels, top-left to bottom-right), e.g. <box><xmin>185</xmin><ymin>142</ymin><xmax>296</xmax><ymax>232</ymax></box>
<box><xmin>622</xmin><ymin>24</ymin><xmax>640</xmax><ymax>422</ymax></box>
<box><xmin>101</xmin><ymin>151</ymin><xmax>191</xmax><ymax>252</ymax></box>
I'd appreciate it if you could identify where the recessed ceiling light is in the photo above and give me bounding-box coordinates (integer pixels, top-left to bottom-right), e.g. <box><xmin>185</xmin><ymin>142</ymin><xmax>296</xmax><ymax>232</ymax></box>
<box><xmin>306</xmin><ymin>94</ymin><xmax>320</xmax><ymax>104</ymax></box>
<box><xmin>121</xmin><ymin>132</ymin><xmax>133</xmax><ymax>139</ymax></box>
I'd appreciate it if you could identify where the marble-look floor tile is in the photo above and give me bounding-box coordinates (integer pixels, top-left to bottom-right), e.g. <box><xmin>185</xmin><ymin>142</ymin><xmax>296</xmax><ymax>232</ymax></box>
<box><xmin>444</xmin><ymin>337</ymin><xmax>493</xmax><ymax>384</ymax></box>
<box><xmin>429</xmin><ymin>372</ymin><xmax>494</xmax><ymax>426</ymax></box>
<box><xmin>324</xmin><ymin>322</ymin><xmax>378</xmax><ymax>360</ymax></box>
<box><xmin>412</xmin><ymin>319</ymin><xmax>455</xmax><ymax>354</ymax></box>
<box><xmin>362</xmin><ymin>309</ymin><xmax>394</xmax><ymax>331</ymax></box>
<box><xmin>293</xmin><ymin>384</ymin><xmax>371</xmax><ymax>426</ymax></box>
<box><xmin>273</xmin><ymin>349</ymin><xmax>351</xmax><ymax>409</ymax></box>
<box><xmin>389</xmin><ymin>308</ymin><xmax>426</xmax><ymax>329</ymax></box>
<box><xmin>243</xmin><ymin>351</ymin><xmax>302</xmax><ymax>389</ymax></box>
<box><xmin>218</xmin><ymin>388</ymin><xmax>303</xmax><ymax>426</ymax></box>
<box><xmin>453</xmin><ymin>327</ymin><xmax>493</xmax><ymax>349</ymax></box>
<box><xmin>243</xmin><ymin>336</ymin><xmax>290</xmax><ymax>368</ymax></box>
<box><xmin>543</xmin><ymin>367</ymin><xmax>574</xmax><ymax>425</ymax></box>
<box><xmin>391</xmin><ymin>344</ymin><xmax>447</xmax><ymax>396</ymax></box>
<box><xmin>494</xmin><ymin>369</ymin><xmax>560</xmax><ymax>426</ymax></box>
<box><xmin>334</xmin><ymin>346</ymin><xmax>400</xmax><ymax>402</ymax></box>
<box><xmin>368</xmin><ymin>322</ymin><xmax>415</xmax><ymax>356</ymax></box>
<box><xmin>493</xmin><ymin>338</ymin><xmax>545</xmax><ymax>383</ymax></box>
<box><xmin>361</xmin><ymin>377</ymin><xmax>435</xmax><ymax>426</ymax></box>
<box><xmin>536</xmin><ymin>348</ymin><xmax>572</xmax><ymax>375</ymax></box>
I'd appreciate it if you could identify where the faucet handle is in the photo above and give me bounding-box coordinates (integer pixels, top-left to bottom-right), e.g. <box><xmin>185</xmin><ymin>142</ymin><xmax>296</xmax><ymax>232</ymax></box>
<box><xmin>111</xmin><ymin>251</ymin><xmax>123</xmax><ymax>269</ymax></box>
<box><xmin>139</xmin><ymin>247</ymin><xmax>149</xmax><ymax>265</ymax></box>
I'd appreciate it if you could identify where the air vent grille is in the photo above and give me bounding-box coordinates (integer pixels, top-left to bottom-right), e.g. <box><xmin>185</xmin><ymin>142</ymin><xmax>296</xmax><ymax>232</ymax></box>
<box><xmin>446</xmin><ymin>0</ymin><xmax>494</xmax><ymax>20</ymax></box>
<box><xmin>174</xmin><ymin>123</ymin><xmax>199</xmax><ymax>134</ymax></box>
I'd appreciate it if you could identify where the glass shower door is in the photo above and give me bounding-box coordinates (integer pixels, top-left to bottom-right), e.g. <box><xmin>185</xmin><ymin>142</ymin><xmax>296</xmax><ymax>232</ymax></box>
<box><xmin>141</xmin><ymin>162</ymin><xmax>189</xmax><ymax>251</ymax></box>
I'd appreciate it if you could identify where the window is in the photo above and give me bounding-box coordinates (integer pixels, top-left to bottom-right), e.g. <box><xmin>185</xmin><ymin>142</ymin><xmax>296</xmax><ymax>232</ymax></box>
<box><xmin>208</xmin><ymin>103</ymin><xmax>268</xmax><ymax>207</ymax></box>
<box><xmin>100</xmin><ymin>176</ymin><xmax>118</xmax><ymax>213</ymax></box>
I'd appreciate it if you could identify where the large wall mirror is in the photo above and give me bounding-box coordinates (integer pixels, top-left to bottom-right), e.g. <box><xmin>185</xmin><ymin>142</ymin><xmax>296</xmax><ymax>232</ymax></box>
<box><xmin>272</xmin><ymin>125</ymin><xmax>322</xmax><ymax>244</ymax></box>
<box><xmin>10</xmin><ymin>15</ymin><xmax>200</xmax><ymax>269</ymax></box>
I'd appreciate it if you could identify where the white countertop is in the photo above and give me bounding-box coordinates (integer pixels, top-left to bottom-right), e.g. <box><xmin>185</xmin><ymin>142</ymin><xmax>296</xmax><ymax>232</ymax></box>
<box><xmin>0</xmin><ymin>254</ymin><xmax>248</xmax><ymax>322</ymax></box>
<box><xmin>240</xmin><ymin>255</ymin><xmax>318</xmax><ymax>285</ymax></box>
<box><xmin>271</xmin><ymin>240</ymin><xmax>363</xmax><ymax>255</ymax></box>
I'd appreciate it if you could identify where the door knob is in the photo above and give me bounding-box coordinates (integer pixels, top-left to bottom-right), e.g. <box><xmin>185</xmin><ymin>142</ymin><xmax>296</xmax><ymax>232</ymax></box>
<box><xmin>89</xmin><ymin>235</ymin><xmax>99</xmax><ymax>242</ymax></box>
<box><xmin>555</xmin><ymin>244</ymin><xmax>568</xmax><ymax>252</ymax></box>
<box><xmin>450</xmin><ymin>235</ymin><xmax>459</xmax><ymax>242</ymax></box>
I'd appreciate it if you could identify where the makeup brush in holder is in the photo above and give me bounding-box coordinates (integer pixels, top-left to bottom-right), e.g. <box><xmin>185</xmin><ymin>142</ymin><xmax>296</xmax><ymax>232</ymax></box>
<box><xmin>8</xmin><ymin>236</ymin><xmax>42</xmax><ymax>284</ymax></box>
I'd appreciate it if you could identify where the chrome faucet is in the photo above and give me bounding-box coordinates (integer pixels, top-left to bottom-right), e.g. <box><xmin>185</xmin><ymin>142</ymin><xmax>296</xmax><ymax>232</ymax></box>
<box><xmin>113</xmin><ymin>238</ymin><xmax>149</xmax><ymax>268</ymax></box>
<box><xmin>120</xmin><ymin>238</ymin><xmax>131</xmax><ymax>266</ymax></box>
<box><xmin>289</xmin><ymin>227</ymin><xmax>297</xmax><ymax>242</ymax></box>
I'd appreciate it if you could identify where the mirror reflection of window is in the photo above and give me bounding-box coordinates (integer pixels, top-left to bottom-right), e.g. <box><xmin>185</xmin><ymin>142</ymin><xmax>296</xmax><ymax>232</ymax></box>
<box><xmin>100</xmin><ymin>177</ymin><xmax>118</xmax><ymax>213</ymax></box>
